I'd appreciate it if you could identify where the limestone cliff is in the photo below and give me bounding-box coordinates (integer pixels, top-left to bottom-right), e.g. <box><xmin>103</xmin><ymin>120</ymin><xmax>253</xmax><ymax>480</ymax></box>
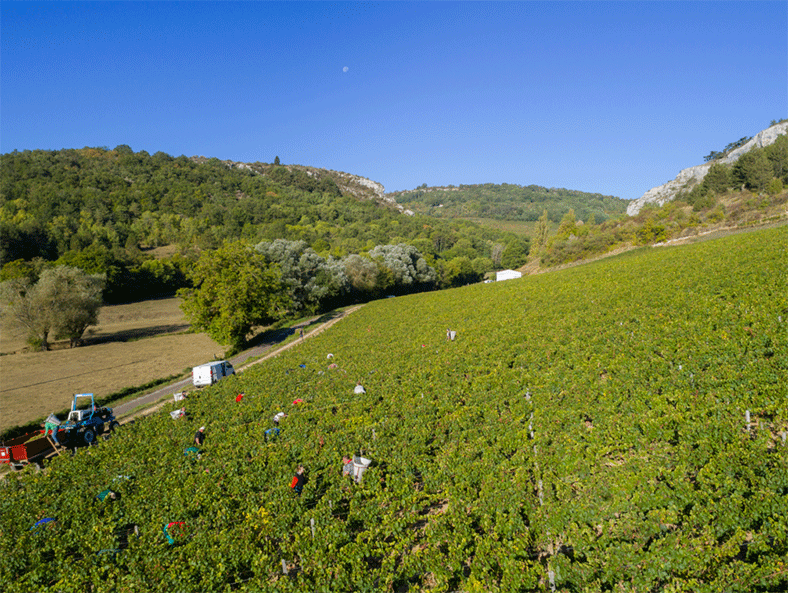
<box><xmin>627</xmin><ymin>122</ymin><xmax>788</xmax><ymax>216</ymax></box>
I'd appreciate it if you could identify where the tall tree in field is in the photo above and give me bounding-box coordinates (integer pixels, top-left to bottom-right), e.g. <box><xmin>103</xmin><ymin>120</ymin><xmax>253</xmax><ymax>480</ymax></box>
<box><xmin>535</xmin><ymin>209</ymin><xmax>550</xmax><ymax>249</ymax></box>
<box><xmin>0</xmin><ymin>265</ymin><xmax>104</xmax><ymax>350</ymax></box>
<box><xmin>179</xmin><ymin>241</ymin><xmax>288</xmax><ymax>348</ymax></box>
<box><xmin>0</xmin><ymin>276</ymin><xmax>51</xmax><ymax>350</ymax></box>
<box><xmin>45</xmin><ymin>266</ymin><xmax>106</xmax><ymax>347</ymax></box>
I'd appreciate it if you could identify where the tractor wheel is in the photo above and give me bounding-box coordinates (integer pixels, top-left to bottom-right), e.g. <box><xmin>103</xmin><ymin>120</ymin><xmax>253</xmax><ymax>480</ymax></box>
<box><xmin>81</xmin><ymin>428</ymin><xmax>96</xmax><ymax>446</ymax></box>
<box><xmin>109</xmin><ymin>421</ymin><xmax>120</xmax><ymax>433</ymax></box>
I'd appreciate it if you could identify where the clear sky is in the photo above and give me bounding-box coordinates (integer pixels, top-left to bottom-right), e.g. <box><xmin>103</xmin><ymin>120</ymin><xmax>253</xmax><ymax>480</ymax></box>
<box><xmin>2</xmin><ymin>1</ymin><xmax>786</xmax><ymax>201</ymax></box>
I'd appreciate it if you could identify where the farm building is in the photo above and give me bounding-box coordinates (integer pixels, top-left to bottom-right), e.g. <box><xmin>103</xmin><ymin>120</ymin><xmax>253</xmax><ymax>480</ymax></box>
<box><xmin>496</xmin><ymin>269</ymin><xmax>522</xmax><ymax>282</ymax></box>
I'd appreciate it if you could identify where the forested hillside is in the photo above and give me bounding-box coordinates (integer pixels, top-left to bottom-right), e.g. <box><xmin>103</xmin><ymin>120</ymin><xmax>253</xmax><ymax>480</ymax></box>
<box><xmin>0</xmin><ymin>146</ymin><xmax>516</xmax><ymax>262</ymax></box>
<box><xmin>0</xmin><ymin>147</ymin><xmax>528</xmax><ymax>304</ymax></box>
<box><xmin>1</xmin><ymin>226</ymin><xmax>785</xmax><ymax>592</ymax></box>
<box><xmin>388</xmin><ymin>183</ymin><xmax>627</xmax><ymax>224</ymax></box>
<box><xmin>386</xmin><ymin>127</ymin><xmax>788</xmax><ymax>269</ymax></box>
<box><xmin>532</xmin><ymin>131</ymin><xmax>788</xmax><ymax>267</ymax></box>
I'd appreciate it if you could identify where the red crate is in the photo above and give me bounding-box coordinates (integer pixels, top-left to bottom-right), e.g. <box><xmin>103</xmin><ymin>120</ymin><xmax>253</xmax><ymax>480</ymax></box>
<box><xmin>0</xmin><ymin>433</ymin><xmax>53</xmax><ymax>464</ymax></box>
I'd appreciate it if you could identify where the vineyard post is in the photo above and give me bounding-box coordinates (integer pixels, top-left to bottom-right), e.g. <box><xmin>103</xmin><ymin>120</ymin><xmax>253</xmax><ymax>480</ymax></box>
<box><xmin>548</xmin><ymin>568</ymin><xmax>556</xmax><ymax>592</ymax></box>
<box><xmin>311</xmin><ymin>518</ymin><xmax>315</xmax><ymax>538</ymax></box>
<box><xmin>746</xmin><ymin>410</ymin><xmax>751</xmax><ymax>433</ymax></box>
<box><xmin>782</xmin><ymin>431</ymin><xmax>786</xmax><ymax>446</ymax></box>
<box><xmin>281</xmin><ymin>559</ymin><xmax>288</xmax><ymax>575</ymax></box>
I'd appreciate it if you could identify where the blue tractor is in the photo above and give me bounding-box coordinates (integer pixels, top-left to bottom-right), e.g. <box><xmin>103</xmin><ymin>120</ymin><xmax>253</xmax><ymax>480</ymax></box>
<box><xmin>56</xmin><ymin>393</ymin><xmax>119</xmax><ymax>447</ymax></box>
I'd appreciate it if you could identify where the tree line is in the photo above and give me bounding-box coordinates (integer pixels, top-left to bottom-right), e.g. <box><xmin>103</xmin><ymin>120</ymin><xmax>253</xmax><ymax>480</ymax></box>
<box><xmin>0</xmin><ymin>146</ymin><xmax>532</xmax><ymax>349</ymax></box>
<box><xmin>390</xmin><ymin>182</ymin><xmax>627</xmax><ymax>225</ymax></box>
<box><xmin>0</xmin><ymin>146</ymin><xmax>522</xmax><ymax>269</ymax></box>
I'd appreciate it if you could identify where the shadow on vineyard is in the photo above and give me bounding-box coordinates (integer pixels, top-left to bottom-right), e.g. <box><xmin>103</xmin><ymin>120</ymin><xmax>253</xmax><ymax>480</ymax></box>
<box><xmin>1</xmin><ymin>226</ymin><xmax>786</xmax><ymax>592</ymax></box>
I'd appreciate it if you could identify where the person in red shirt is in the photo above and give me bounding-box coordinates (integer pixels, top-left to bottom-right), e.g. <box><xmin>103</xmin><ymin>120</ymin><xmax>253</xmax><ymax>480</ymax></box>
<box><xmin>290</xmin><ymin>465</ymin><xmax>307</xmax><ymax>495</ymax></box>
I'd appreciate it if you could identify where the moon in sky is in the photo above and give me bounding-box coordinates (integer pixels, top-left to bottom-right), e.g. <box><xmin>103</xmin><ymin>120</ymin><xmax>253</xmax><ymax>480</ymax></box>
<box><xmin>343</xmin><ymin>66</ymin><xmax>349</xmax><ymax>72</ymax></box>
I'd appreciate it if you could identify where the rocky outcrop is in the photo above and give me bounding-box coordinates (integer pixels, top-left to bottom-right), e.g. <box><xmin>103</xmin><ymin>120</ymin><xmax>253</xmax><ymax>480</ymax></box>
<box><xmin>627</xmin><ymin>122</ymin><xmax>788</xmax><ymax>216</ymax></box>
<box><xmin>330</xmin><ymin>170</ymin><xmax>385</xmax><ymax>200</ymax></box>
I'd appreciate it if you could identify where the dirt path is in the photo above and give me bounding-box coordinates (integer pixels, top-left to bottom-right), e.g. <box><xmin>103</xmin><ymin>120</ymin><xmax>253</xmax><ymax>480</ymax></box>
<box><xmin>115</xmin><ymin>305</ymin><xmax>363</xmax><ymax>423</ymax></box>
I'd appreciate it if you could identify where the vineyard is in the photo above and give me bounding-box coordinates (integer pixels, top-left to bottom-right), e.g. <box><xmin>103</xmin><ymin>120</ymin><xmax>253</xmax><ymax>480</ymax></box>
<box><xmin>1</xmin><ymin>226</ymin><xmax>786</xmax><ymax>592</ymax></box>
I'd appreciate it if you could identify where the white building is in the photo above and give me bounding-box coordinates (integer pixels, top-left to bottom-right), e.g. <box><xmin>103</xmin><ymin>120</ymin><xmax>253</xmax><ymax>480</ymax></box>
<box><xmin>496</xmin><ymin>269</ymin><xmax>522</xmax><ymax>282</ymax></box>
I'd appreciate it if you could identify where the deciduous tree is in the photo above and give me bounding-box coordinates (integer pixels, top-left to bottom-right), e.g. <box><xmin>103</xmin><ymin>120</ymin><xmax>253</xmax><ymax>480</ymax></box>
<box><xmin>179</xmin><ymin>241</ymin><xmax>288</xmax><ymax>348</ymax></box>
<box><xmin>0</xmin><ymin>265</ymin><xmax>104</xmax><ymax>350</ymax></box>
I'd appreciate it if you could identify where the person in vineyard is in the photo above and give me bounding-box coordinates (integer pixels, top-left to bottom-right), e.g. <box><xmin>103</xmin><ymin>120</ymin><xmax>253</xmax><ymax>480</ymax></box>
<box><xmin>194</xmin><ymin>426</ymin><xmax>206</xmax><ymax>447</ymax></box>
<box><xmin>290</xmin><ymin>465</ymin><xmax>307</xmax><ymax>495</ymax></box>
<box><xmin>342</xmin><ymin>456</ymin><xmax>354</xmax><ymax>477</ymax></box>
<box><xmin>96</xmin><ymin>489</ymin><xmax>119</xmax><ymax>502</ymax></box>
<box><xmin>43</xmin><ymin>414</ymin><xmax>61</xmax><ymax>445</ymax></box>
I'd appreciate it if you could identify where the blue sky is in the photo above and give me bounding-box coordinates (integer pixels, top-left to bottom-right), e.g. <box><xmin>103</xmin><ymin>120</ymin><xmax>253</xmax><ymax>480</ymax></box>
<box><xmin>2</xmin><ymin>1</ymin><xmax>786</xmax><ymax>201</ymax></box>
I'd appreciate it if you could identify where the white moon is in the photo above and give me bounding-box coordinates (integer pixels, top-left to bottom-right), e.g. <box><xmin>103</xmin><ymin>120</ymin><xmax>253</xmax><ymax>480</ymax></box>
<box><xmin>343</xmin><ymin>66</ymin><xmax>349</xmax><ymax>72</ymax></box>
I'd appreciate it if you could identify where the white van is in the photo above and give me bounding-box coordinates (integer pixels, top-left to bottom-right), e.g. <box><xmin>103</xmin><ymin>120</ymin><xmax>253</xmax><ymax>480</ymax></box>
<box><xmin>192</xmin><ymin>361</ymin><xmax>235</xmax><ymax>387</ymax></box>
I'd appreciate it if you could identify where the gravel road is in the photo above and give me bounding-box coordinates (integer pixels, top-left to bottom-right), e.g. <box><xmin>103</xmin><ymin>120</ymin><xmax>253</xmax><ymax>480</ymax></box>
<box><xmin>112</xmin><ymin>307</ymin><xmax>361</xmax><ymax>420</ymax></box>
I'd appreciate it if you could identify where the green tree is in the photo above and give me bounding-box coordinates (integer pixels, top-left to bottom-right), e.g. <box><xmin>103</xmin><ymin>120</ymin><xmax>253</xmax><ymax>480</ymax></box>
<box><xmin>555</xmin><ymin>209</ymin><xmax>577</xmax><ymax>238</ymax></box>
<box><xmin>0</xmin><ymin>276</ymin><xmax>51</xmax><ymax>350</ymax></box>
<box><xmin>471</xmin><ymin>256</ymin><xmax>493</xmax><ymax>276</ymax></box>
<box><xmin>178</xmin><ymin>241</ymin><xmax>288</xmax><ymax>348</ymax></box>
<box><xmin>254</xmin><ymin>239</ymin><xmax>338</xmax><ymax>313</ymax></box>
<box><xmin>0</xmin><ymin>265</ymin><xmax>104</xmax><ymax>350</ymax></box>
<box><xmin>636</xmin><ymin>219</ymin><xmax>667</xmax><ymax>245</ymax></box>
<box><xmin>369</xmin><ymin>243</ymin><xmax>438</xmax><ymax>292</ymax></box>
<box><xmin>765</xmin><ymin>133</ymin><xmax>788</xmax><ymax>182</ymax></box>
<box><xmin>732</xmin><ymin>150</ymin><xmax>773</xmax><ymax>193</ymax></box>
<box><xmin>535</xmin><ymin>209</ymin><xmax>549</xmax><ymax>249</ymax></box>
<box><xmin>703</xmin><ymin>163</ymin><xmax>731</xmax><ymax>195</ymax></box>
<box><xmin>442</xmin><ymin>256</ymin><xmax>479</xmax><ymax>287</ymax></box>
<box><xmin>342</xmin><ymin>253</ymin><xmax>385</xmax><ymax>296</ymax></box>
<box><xmin>46</xmin><ymin>266</ymin><xmax>105</xmax><ymax>347</ymax></box>
<box><xmin>501</xmin><ymin>238</ymin><xmax>530</xmax><ymax>269</ymax></box>
<box><xmin>746</xmin><ymin>151</ymin><xmax>775</xmax><ymax>193</ymax></box>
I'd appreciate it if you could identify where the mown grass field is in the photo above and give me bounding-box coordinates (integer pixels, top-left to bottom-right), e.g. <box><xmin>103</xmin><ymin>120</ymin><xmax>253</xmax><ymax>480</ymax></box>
<box><xmin>0</xmin><ymin>298</ymin><xmax>223</xmax><ymax>432</ymax></box>
<box><xmin>1</xmin><ymin>225</ymin><xmax>785</xmax><ymax>592</ymax></box>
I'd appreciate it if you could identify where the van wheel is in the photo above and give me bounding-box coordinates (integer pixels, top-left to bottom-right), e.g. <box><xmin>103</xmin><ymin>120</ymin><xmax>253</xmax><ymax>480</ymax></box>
<box><xmin>109</xmin><ymin>421</ymin><xmax>120</xmax><ymax>433</ymax></box>
<box><xmin>81</xmin><ymin>428</ymin><xmax>96</xmax><ymax>445</ymax></box>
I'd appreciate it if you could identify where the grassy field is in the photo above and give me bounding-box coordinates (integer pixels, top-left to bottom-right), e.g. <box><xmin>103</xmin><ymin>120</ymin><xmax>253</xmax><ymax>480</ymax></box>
<box><xmin>0</xmin><ymin>297</ymin><xmax>223</xmax><ymax>432</ymax></box>
<box><xmin>464</xmin><ymin>217</ymin><xmax>551</xmax><ymax>236</ymax></box>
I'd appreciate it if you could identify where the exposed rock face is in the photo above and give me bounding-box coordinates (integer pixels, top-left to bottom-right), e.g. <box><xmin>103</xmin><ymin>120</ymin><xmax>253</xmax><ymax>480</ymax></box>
<box><xmin>627</xmin><ymin>122</ymin><xmax>788</xmax><ymax>216</ymax></box>
<box><xmin>330</xmin><ymin>170</ymin><xmax>385</xmax><ymax>200</ymax></box>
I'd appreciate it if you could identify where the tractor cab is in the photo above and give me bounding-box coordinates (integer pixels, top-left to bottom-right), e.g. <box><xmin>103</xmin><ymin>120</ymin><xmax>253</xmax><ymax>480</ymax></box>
<box><xmin>68</xmin><ymin>393</ymin><xmax>97</xmax><ymax>422</ymax></box>
<box><xmin>58</xmin><ymin>393</ymin><xmax>118</xmax><ymax>446</ymax></box>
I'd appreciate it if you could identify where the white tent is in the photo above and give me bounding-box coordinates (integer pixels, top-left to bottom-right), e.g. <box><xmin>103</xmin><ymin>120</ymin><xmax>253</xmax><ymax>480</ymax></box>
<box><xmin>496</xmin><ymin>269</ymin><xmax>522</xmax><ymax>282</ymax></box>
